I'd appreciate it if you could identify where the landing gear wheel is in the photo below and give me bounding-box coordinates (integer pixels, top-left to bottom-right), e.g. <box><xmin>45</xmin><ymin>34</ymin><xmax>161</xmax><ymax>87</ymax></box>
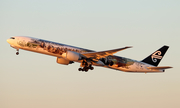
<box><xmin>78</xmin><ymin>68</ymin><xmax>82</xmax><ymax>71</ymax></box>
<box><xmin>16</xmin><ymin>52</ymin><xmax>19</xmax><ymax>55</ymax></box>
<box><xmin>90</xmin><ymin>67</ymin><xmax>94</xmax><ymax>70</ymax></box>
<box><xmin>88</xmin><ymin>65</ymin><xmax>94</xmax><ymax>70</ymax></box>
<box><xmin>85</xmin><ymin>68</ymin><xmax>89</xmax><ymax>72</ymax></box>
<box><xmin>82</xmin><ymin>68</ymin><xmax>85</xmax><ymax>71</ymax></box>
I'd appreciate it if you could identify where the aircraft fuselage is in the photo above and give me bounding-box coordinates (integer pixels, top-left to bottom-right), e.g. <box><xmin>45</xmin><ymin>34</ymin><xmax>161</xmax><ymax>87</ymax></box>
<box><xmin>7</xmin><ymin>36</ymin><xmax>168</xmax><ymax>72</ymax></box>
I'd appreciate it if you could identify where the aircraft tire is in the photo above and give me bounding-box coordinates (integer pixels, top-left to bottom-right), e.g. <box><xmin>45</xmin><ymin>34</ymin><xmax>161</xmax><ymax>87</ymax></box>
<box><xmin>85</xmin><ymin>69</ymin><xmax>88</xmax><ymax>72</ymax></box>
<box><xmin>82</xmin><ymin>68</ymin><xmax>85</xmax><ymax>71</ymax></box>
<box><xmin>90</xmin><ymin>67</ymin><xmax>94</xmax><ymax>70</ymax></box>
<box><xmin>78</xmin><ymin>68</ymin><xmax>82</xmax><ymax>71</ymax></box>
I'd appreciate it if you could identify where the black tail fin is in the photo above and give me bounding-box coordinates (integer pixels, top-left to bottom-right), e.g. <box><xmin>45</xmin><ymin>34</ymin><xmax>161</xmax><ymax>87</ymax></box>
<box><xmin>141</xmin><ymin>45</ymin><xmax>169</xmax><ymax>66</ymax></box>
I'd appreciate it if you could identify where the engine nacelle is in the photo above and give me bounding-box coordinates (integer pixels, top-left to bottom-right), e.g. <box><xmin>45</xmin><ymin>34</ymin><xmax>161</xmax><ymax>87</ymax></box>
<box><xmin>62</xmin><ymin>51</ymin><xmax>81</xmax><ymax>61</ymax></box>
<box><xmin>56</xmin><ymin>57</ymin><xmax>73</xmax><ymax>65</ymax></box>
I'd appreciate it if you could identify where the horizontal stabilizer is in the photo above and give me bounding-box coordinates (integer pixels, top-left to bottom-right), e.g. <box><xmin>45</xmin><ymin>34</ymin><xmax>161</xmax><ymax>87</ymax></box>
<box><xmin>147</xmin><ymin>66</ymin><xmax>172</xmax><ymax>70</ymax></box>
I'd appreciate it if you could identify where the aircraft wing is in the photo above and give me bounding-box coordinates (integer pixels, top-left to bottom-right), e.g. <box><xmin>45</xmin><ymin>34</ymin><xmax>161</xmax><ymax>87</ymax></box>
<box><xmin>81</xmin><ymin>46</ymin><xmax>132</xmax><ymax>59</ymax></box>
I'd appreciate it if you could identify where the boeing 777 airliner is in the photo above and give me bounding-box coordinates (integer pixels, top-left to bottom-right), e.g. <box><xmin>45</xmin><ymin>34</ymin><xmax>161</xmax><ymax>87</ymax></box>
<box><xmin>7</xmin><ymin>36</ymin><xmax>172</xmax><ymax>72</ymax></box>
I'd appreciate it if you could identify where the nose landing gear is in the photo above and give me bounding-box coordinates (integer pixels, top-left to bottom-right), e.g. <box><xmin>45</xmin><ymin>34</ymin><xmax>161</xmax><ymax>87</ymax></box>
<box><xmin>16</xmin><ymin>49</ymin><xmax>19</xmax><ymax>55</ymax></box>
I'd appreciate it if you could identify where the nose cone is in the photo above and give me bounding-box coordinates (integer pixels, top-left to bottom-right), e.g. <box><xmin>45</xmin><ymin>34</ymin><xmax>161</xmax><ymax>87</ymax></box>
<box><xmin>7</xmin><ymin>39</ymin><xmax>11</xmax><ymax>44</ymax></box>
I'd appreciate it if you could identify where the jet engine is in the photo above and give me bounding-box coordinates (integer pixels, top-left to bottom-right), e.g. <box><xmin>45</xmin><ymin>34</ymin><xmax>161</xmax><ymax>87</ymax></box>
<box><xmin>56</xmin><ymin>57</ymin><xmax>74</xmax><ymax>65</ymax></box>
<box><xmin>62</xmin><ymin>51</ymin><xmax>81</xmax><ymax>61</ymax></box>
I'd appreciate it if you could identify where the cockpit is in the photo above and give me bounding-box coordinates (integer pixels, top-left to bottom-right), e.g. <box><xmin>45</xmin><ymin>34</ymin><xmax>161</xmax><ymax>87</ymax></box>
<box><xmin>7</xmin><ymin>37</ymin><xmax>16</xmax><ymax>45</ymax></box>
<box><xmin>10</xmin><ymin>37</ymin><xmax>15</xmax><ymax>39</ymax></box>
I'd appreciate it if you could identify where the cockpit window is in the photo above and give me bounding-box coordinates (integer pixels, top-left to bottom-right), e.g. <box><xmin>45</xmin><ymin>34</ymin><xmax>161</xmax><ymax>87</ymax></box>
<box><xmin>10</xmin><ymin>37</ymin><xmax>15</xmax><ymax>39</ymax></box>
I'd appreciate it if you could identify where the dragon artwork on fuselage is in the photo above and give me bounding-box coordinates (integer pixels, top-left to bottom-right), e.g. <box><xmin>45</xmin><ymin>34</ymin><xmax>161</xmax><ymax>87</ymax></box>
<box><xmin>106</xmin><ymin>55</ymin><xmax>135</xmax><ymax>68</ymax></box>
<box><xmin>17</xmin><ymin>38</ymin><xmax>93</xmax><ymax>54</ymax></box>
<box><xmin>17</xmin><ymin>38</ymin><xmax>135</xmax><ymax>68</ymax></box>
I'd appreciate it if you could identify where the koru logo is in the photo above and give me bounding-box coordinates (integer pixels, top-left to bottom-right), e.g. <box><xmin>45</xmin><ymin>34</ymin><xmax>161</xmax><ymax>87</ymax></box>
<box><xmin>151</xmin><ymin>51</ymin><xmax>162</xmax><ymax>63</ymax></box>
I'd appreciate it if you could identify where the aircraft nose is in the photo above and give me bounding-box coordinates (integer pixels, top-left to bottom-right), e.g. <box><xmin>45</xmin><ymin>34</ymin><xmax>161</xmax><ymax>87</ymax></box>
<box><xmin>7</xmin><ymin>38</ymin><xmax>13</xmax><ymax>44</ymax></box>
<box><xmin>7</xmin><ymin>39</ymin><xmax>11</xmax><ymax>44</ymax></box>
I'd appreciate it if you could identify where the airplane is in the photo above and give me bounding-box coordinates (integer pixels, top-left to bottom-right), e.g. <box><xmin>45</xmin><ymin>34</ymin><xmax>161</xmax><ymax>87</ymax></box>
<box><xmin>7</xmin><ymin>36</ymin><xmax>172</xmax><ymax>73</ymax></box>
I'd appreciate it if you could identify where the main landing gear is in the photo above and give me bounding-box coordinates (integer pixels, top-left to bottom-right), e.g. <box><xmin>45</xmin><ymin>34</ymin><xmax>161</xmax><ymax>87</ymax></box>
<box><xmin>78</xmin><ymin>65</ymin><xmax>94</xmax><ymax>72</ymax></box>
<box><xmin>78</xmin><ymin>60</ymin><xmax>94</xmax><ymax>72</ymax></box>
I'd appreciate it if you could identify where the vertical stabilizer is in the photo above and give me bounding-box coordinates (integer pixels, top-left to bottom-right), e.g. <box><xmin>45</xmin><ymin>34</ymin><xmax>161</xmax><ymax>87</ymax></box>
<box><xmin>141</xmin><ymin>46</ymin><xmax>169</xmax><ymax>66</ymax></box>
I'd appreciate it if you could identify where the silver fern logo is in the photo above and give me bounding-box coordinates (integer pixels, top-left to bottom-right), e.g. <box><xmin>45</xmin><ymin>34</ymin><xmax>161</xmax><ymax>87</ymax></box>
<box><xmin>151</xmin><ymin>51</ymin><xmax>162</xmax><ymax>63</ymax></box>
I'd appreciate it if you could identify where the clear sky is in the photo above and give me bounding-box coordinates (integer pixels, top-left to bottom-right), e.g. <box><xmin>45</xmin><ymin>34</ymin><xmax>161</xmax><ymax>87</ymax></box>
<box><xmin>0</xmin><ymin>0</ymin><xmax>180</xmax><ymax>108</ymax></box>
